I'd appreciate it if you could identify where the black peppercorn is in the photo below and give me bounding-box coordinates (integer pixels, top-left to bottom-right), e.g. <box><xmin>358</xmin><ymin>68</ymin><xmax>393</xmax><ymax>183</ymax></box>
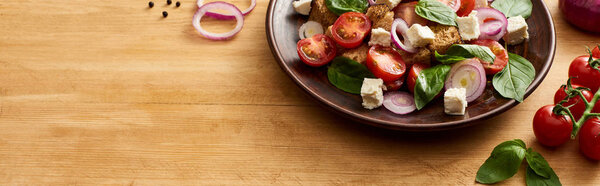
<box><xmin>167</xmin><ymin>0</ymin><xmax>172</xmax><ymax>5</ymax></box>
<box><xmin>148</xmin><ymin>1</ymin><xmax>154</xmax><ymax>8</ymax></box>
<box><xmin>162</xmin><ymin>11</ymin><xmax>168</xmax><ymax>17</ymax></box>
<box><xmin>176</xmin><ymin>1</ymin><xmax>181</xmax><ymax>7</ymax></box>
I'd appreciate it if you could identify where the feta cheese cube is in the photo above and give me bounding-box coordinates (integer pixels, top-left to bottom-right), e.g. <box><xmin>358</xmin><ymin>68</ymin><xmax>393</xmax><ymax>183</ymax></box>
<box><xmin>361</xmin><ymin>78</ymin><xmax>385</xmax><ymax>110</ymax></box>
<box><xmin>375</xmin><ymin>0</ymin><xmax>401</xmax><ymax>9</ymax></box>
<box><xmin>406</xmin><ymin>24</ymin><xmax>435</xmax><ymax>47</ymax></box>
<box><xmin>503</xmin><ymin>16</ymin><xmax>529</xmax><ymax>45</ymax></box>
<box><xmin>444</xmin><ymin>88</ymin><xmax>468</xmax><ymax>115</ymax></box>
<box><xmin>474</xmin><ymin>0</ymin><xmax>488</xmax><ymax>9</ymax></box>
<box><xmin>293</xmin><ymin>0</ymin><xmax>312</xmax><ymax>16</ymax></box>
<box><xmin>456</xmin><ymin>11</ymin><xmax>480</xmax><ymax>41</ymax></box>
<box><xmin>368</xmin><ymin>28</ymin><xmax>392</xmax><ymax>47</ymax></box>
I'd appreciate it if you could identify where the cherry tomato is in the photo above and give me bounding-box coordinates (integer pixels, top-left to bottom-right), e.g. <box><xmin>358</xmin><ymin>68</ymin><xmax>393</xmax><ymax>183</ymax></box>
<box><xmin>407</xmin><ymin>63</ymin><xmax>430</xmax><ymax>94</ymax></box>
<box><xmin>394</xmin><ymin>2</ymin><xmax>430</xmax><ymax>26</ymax></box>
<box><xmin>296</xmin><ymin>34</ymin><xmax>337</xmax><ymax>67</ymax></box>
<box><xmin>437</xmin><ymin>0</ymin><xmax>461</xmax><ymax>12</ymax></box>
<box><xmin>366</xmin><ymin>45</ymin><xmax>407</xmax><ymax>82</ymax></box>
<box><xmin>331</xmin><ymin>12</ymin><xmax>371</xmax><ymax>49</ymax></box>
<box><xmin>456</xmin><ymin>0</ymin><xmax>475</xmax><ymax>17</ymax></box>
<box><xmin>569</xmin><ymin>55</ymin><xmax>600</xmax><ymax>93</ymax></box>
<box><xmin>579</xmin><ymin>117</ymin><xmax>600</xmax><ymax>160</ymax></box>
<box><xmin>592</xmin><ymin>46</ymin><xmax>600</xmax><ymax>58</ymax></box>
<box><xmin>470</xmin><ymin>39</ymin><xmax>509</xmax><ymax>75</ymax></box>
<box><xmin>385</xmin><ymin>78</ymin><xmax>405</xmax><ymax>91</ymax></box>
<box><xmin>532</xmin><ymin>105</ymin><xmax>573</xmax><ymax>147</ymax></box>
<box><xmin>553</xmin><ymin>84</ymin><xmax>595</xmax><ymax>121</ymax></box>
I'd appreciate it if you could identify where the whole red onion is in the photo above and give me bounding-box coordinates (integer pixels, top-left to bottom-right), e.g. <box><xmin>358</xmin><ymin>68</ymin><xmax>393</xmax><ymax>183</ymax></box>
<box><xmin>559</xmin><ymin>0</ymin><xmax>600</xmax><ymax>33</ymax></box>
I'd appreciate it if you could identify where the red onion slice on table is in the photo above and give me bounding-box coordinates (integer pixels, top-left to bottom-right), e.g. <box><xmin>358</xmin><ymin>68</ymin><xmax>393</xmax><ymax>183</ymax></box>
<box><xmin>474</xmin><ymin>8</ymin><xmax>507</xmax><ymax>41</ymax></box>
<box><xmin>391</xmin><ymin>18</ymin><xmax>417</xmax><ymax>53</ymax></box>
<box><xmin>444</xmin><ymin>59</ymin><xmax>487</xmax><ymax>102</ymax></box>
<box><xmin>193</xmin><ymin>2</ymin><xmax>244</xmax><ymax>40</ymax></box>
<box><xmin>383</xmin><ymin>91</ymin><xmax>417</xmax><ymax>115</ymax></box>
<box><xmin>197</xmin><ymin>0</ymin><xmax>256</xmax><ymax>20</ymax></box>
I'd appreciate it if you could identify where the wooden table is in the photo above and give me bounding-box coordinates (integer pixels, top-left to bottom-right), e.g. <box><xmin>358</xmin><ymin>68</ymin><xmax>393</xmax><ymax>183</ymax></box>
<box><xmin>0</xmin><ymin>0</ymin><xmax>599</xmax><ymax>185</ymax></box>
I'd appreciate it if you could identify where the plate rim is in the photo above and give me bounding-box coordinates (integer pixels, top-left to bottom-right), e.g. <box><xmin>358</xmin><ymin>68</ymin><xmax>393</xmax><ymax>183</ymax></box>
<box><xmin>266</xmin><ymin>0</ymin><xmax>556</xmax><ymax>131</ymax></box>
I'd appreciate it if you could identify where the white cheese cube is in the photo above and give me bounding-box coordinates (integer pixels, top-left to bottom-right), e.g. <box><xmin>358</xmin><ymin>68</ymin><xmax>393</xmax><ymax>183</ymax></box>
<box><xmin>368</xmin><ymin>28</ymin><xmax>392</xmax><ymax>47</ymax></box>
<box><xmin>456</xmin><ymin>11</ymin><xmax>480</xmax><ymax>41</ymax></box>
<box><xmin>375</xmin><ymin>0</ymin><xmax>401</xmax><ymax>9</ymax></box>
<box><xmin>293</xmin><ymin>0</ymin><xmax>312</xmax><ymax>15</ymax></box>
<box><xmin>406</xmin><ymin>24</ymin><xmax>435</xmax><ymax>48</ymax></box>
<box><xmin>503</xmin><ymin>16</ymin><xmax>529</xmax><ymax>45</ymax></box>
<box><xmin>361</xmin><ymin>78</ymin><xmax>385</xmax><ymax>110</ymax></box>
<box><xmin>444</xmin><ymin>88</ymin><xmax>468</xmax><ymax>115</ymax></box>
<box><xmin>474</xmin><ymin>0</ymin><xmax>488</xmax><ymax>9</ymax></box>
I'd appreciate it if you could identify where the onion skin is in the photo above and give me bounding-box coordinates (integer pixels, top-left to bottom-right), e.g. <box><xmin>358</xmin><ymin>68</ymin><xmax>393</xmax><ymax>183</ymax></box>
<box><xmin>560</xmin><ymin>0</ymin><xmax>600</xmax><ymax>33</ymax></box>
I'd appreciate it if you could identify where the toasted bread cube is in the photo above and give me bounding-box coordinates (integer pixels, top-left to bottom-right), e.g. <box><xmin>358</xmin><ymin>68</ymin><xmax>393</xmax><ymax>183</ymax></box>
<box><xmin>396</xmin><ymin>48</ymin><xmax>432</xmax><ymax>65</ymax></box>
<box><xmin>308</xmin><ymin>0</ymin><xmax>338</xmax><ymax>27</ymax></box>
<box><xmin>366</xmin><ymin>5</ymin><xmax>395</xmax><ymax>31</ymax></box>
<box><xmin>339</xmin><ymin>44</ymin><xmax>370</xmax><ymax>64</ymax></box>
<box><xmin>427</xmin><ymin>25</ymin><xmax>462</xmax><ymax>54</ymax></box>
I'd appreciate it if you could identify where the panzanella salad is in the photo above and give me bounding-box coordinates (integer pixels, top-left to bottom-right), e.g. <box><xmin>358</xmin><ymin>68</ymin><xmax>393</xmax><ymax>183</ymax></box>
<box><xmin>293</xmin><ymin>0</ymin><xmax>535</xmax><ymax>115</ymax></box>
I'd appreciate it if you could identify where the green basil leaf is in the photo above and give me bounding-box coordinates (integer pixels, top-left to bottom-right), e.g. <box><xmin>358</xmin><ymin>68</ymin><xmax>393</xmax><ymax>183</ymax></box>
<box><xmin>526</xmin><ymin>166</ymin><xmax>561</xmax><ymax>186</ymax></box>
<box><xmin>415</xmin><ymin>0</ymin><xmax>458</xmax><ymax>26</ymax></box>
<box><xmin>492</xmin><ymin>53</ymin><xmax>535</xmax><ymax>102</ymax></box>
<box><xmin>491</xmin><ymin>0</ymin><xmax>533</xmax><ymax>18</ymax></box>
<box><xmin>325</xmin><ymin>0</ymin><xmax>368</xmax><ymax>15</ymax></box>
<box><xmin>476</xmin><ymin>139</ymin><xmax>527</xmax><ymax>184</ymax></box>
<box><xmin>414</xmin><ymin>65</ymin><xmax>451</xmax><ymax>110</ymax></box>
<box><xmin>435</xmin><ymin>44</ymin><xmax>496</xmax><ymax>64</ymax></box>
<box><xmin>327</xmin><ymin>57</ymin><xmax>375</xmax><ymax>94</ymax></box>
<box><xmin>525</xmin><ymin>148</ymin><xmax>552</xmax><ymax>179</ymax></box>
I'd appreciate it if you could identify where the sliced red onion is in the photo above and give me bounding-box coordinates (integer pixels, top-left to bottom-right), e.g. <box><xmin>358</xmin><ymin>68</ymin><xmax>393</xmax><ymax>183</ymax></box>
<box><xmin>444</xmin><ymin>59</ymin><xmax>486</xmax><ymax>102</ymax></box>
<box><xmin>475</xmin><ymin>8</ymin><xmax>507</xmax><ymax>41</ymax></box>
<box><xmin>391</xmin><ymin>18</ymin><xmax>417</xmax><ymax>53</ymax></box>
<box><xmin>197</xmin><ymin>0</ymin><xmax>256</xmax><ymax>20</ymax></box>
<box><xmin>368</xmin><ymin>0</ymin><xmax>376</xmax><ymax>5</ymax></box>
<box><xmin>383</xmin><ymin>91</ymin><xmax>416</xmax><ymax>115</ymax></box>
<box><xmin>298</xmin><ymin>21</ymin><xmax>324</xmax><ymax>39</ymax></box>
<box><xmin>193</xmin><ymin>2</ymin><xmax>244</xmax><ymax>40</ymax></box>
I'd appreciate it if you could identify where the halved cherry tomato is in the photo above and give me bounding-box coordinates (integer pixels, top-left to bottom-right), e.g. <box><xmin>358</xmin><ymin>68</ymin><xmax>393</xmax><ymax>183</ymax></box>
<box><xmin>456</xmin><ymin>0</ymin><xmax>475</xmax><ymax>17</ymax></box>
<box><xmin>553</xmin><ymin>84</ymin><xmax>595</xmax><ymax>121</ymax></box>
<box><xmin>569</xmin><ymin>55</ymin><xmax>600</xmax><ymax>93</ymax></box>
<box><xmin>385</xmin><ymin>78</ymin><xmax>405</xmax><ymax>91</ymax></box>
<box><xmin>394</xmin><ymin>2</ymin><xmax>430</xmax><ymax>26</ymax></box>
<box><xmin>331</xmin><ymin>12</ymin><xmax>371</xmax><ymax>49</ymax></box>
<box><xmin>532</xmin><ymin>105</ymin><xmax>573</xmax><ymax>147</ymax></box>
<box><xmin>579</xmin><ymin>117</ymin><xmax>600</xmax><ymax>160</ymax></box>
<box><xmin>592</xmin><ymin>46</ymin><xmax>600</xmax><ymax>58</ymax></box>
<box><xmin>407</xmin><ymin>63</ymin><xmax>430</xmax><ymax>94</ymax></box>
<box><xmin>296</xmin><ymin>34</ymin><xmax>337</xmax><ymax>67</ymax></box>
<box><xmin>366</xmin><ymin>45</ymin><xmax>407</xmax><ymax>82</ymax></box>
<box><xmin>437</xmin><ymin>0</ymin><xmax>461</xmax><ymax>12</ymax></box>
<box><xmin>470</xmin><ymin>39</ymin><xmax>509</xmax><ymax>75</ymax></box>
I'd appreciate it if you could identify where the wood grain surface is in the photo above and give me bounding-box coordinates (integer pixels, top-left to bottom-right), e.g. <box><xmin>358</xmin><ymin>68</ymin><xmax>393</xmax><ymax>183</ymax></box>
<box><xmin>0</xmin><ymin>0</ymin><xmax>599</xmax><ymax>185</ymax></box>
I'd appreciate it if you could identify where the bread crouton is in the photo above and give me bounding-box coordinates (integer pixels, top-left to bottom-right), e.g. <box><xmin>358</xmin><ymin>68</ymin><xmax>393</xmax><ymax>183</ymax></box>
<box><xmin>339</xmin><ymin>44</ymin><xmax>370</xmax><ymax>64</ymax></box>
<box><xmin>427</xmin><ymin>25</ymin><xmax>462</xmax><ymax>54</ymax></box>
<box><xmin>397</xmin><ymin>48</ymin><xmax>432</xmax><ymax>65</ymax></box>
<box><xmin>308</xmin><ymin>0</ymin><xmax>338</xmax><ymax>27</ymax></box>
<box><xmin>366</xmin><ymin>5</ymin><xmax>394</xmax><ymax>31</ymax></box>
<box><xmin>325</xmin><ymin>25</ymin><xmax>333</xmax><ymax>38</ymax></box>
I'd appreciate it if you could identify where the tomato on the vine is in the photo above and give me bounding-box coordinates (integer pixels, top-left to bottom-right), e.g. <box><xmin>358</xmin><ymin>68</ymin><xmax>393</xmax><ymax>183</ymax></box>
<box><xmin>470</xmin><ymin>39</ymin><xmax>509</xmax><ymax>75</ymax></box>
<box><xmin>579</xmin><ymin>117</ymin><xmax>600</xmax><ymax>160</ymax></box>
<box><xmin>296</xmin><ymin>34</ymin><xmax>337</xmax><ymax>67</ymax></box>
<box><xmin>533</xmin><ymin>105</ymin><xmax>573</xmax><ymax>147</ymax></box>
<box><xmin>569</xmin><ymin>55</ymin><xmax>600</xmax><ymax>93</ymax></box>
<box><xmin>554</xmin><ymin>84</ymin><xmax>595</xmax><ymax>121</ymax></box>
<box><xmin>592</xmin><ymin>46</ymin><xmax>600</xmax><ymax>58</ymax></box>
<box><xmin>331</xmin><ymin>12</ymin><xmax>371</xmax><ymax>49</ymax></box>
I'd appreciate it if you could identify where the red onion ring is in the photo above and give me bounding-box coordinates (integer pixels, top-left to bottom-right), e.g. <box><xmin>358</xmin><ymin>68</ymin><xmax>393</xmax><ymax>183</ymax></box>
<box><xmin>475</xmin><ymin>8</ymin><xmax>507</xmax><ymax>41</ymax></box>
<box><xmin>197</xmin><ymin>0</ymin><xmax>256</xmax><ymax>20</ymax></box>
<box><xmin>368</xmin><ymin>0</ymin><xmax>376</xmax><ymax>5</ymax></box>
<box><xmin>383</xmin><ymin>91</ymin><xmax>416</xmax><ymax>115</ymax></box>
<box><xmin>193</xmin><ymin>2</ymin><xmax>244</xmax><ymax>40</ymax></box>
<box><xmin>444</xmin><ymin>59</ymin><xmax>486</xmax><ymax>102</ymax></box>
<box><xmin>480</xmin><ymin>20</ymin><xmax>502</xmax><ymax>36</ymax></box>
<box><xmin>391</xmin><ymin>18</ymin><xmax>417</xmax><ymax>53</ymax></box>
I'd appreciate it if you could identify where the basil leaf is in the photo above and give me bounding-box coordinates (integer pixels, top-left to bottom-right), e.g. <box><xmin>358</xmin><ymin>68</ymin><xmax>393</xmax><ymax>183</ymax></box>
<box><xmin>491</xmin><ymin>0</ymin><xmax>533</xmax><ymax>18</ymax></box>
<box><xmin>327</xmin><ymin>57</ymin><xmax>375</xmax><ymax>94</ymax></box>
<box><xmin>525</xmin><ymin>148</ymin><xmax>552</xmax><ymax>179</ymax></box>
<box><xmin>415</xmin><ymin>0</ymin><xmax>457</xmax><ymax>26</ymax></box>
<box><xmin>526</xmin><ymin>166</ymin><xmax>561</xmax><ymax>186</ymax></box>
<box><xmin>435</xmin><ymin>44</ymin><xmax>496</xmax><ymax>65</ymax></box>
<box><xmin>492</xmin><ymin>53</ymin><xmax>535</xmax><ymax>102</ymax></box>
<box><xmin>476</xmin><ymin>139</ymin><xmax>527</xmax><ymax>184</ymax></box>
<box><xmin>414</xmin><ymin>65</ymin><xmax>451</xmax><ymax>110</ymax></box>
<box><xmin>325</xmin><ymin>0</ymin><xmax>368</xmax><ymax>15</ymax></box>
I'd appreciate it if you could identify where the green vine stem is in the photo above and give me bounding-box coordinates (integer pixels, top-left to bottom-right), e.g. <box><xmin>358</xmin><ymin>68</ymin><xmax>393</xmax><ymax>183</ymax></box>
<box><xmin>569</xmin><ymin>85</ymin><xmax>600</xmax><ymax>138</ymax></box>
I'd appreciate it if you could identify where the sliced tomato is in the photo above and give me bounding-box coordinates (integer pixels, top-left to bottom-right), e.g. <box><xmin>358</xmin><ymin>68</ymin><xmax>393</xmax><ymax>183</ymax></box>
<box><xmin>407</xmin><ymin>63</ymin><xmax>430</xmax><ymax>94</ymax></box>
<box><xmin>385</xmin><ymin>78</ymin><xmax>405</xmax><ymax>91</ymax></box>
<box><xmin>331</xmin><ymin>12</ymin><xmax>371</xmax><ymax>49</ymax></box>
<box><xmin>437</xmin><ymin>0</ymin><xmax>461</xmax><ymax>12</ymax></box>
<box><xmin>366</xmin><ymin>45</ymin><xmax>407</xmax><ymax>82</ymax></box>
<box><xmin>296</xmin><ymin>34</ymin><xmax>337</xmax><ymax>67</ymax></box>
<box><xmin>393</xmin><ymin>2</ymin><xmax>430</xmax><ymax>26</ymax></box>
<box><xmin>470</xmin><ymin>39</ymin><xmax>509</xmax><ymax>75</ymax></box>
<box><xmin>456</xmin><ymin>0</ymin><xmax>475</xmax><ymax>17</ymax></box>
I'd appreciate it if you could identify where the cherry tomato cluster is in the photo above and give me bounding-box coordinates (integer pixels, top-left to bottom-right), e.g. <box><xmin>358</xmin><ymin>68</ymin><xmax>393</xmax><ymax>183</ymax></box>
<box><xmin>533</xmin><ymin>46</ymin><xmax>600</xmax><ymax>160</ymax></box>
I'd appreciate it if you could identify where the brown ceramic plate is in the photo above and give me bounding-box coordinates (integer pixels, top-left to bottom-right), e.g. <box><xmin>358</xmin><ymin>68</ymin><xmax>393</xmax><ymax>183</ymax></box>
<box><xmin>266</xmin><ymin>0</ymin><xmax>556</xmax><ymax>131</ymax></box>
